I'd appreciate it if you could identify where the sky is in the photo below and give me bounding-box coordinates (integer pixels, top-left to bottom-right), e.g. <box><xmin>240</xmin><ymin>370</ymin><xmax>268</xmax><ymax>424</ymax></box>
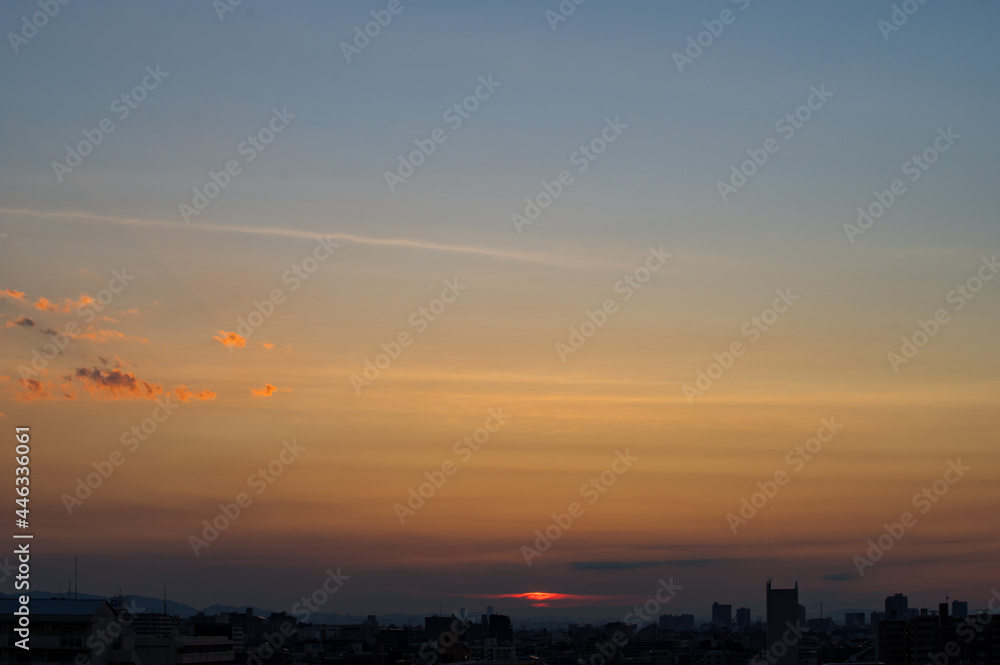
<box><xmin>0</xmin><ymin>0</ymin><xmax>998</xmax><ymax>622</ymax></box>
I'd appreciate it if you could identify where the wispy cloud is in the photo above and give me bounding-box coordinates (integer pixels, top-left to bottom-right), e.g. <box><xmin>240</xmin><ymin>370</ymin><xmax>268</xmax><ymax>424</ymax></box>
<box><xmin>251</xmin><ymin>383</ymin><xmax>291</xmax><ymax>397</ymax></box>
<box><xmin>213</xmin><ymin>330</ymin><xmax>246</xmax><ymax>349</ymax></box>
<box><xmin>17</xmin><ymin>378</ymin><xmax>51</xmax><ymax>401</ymax></box>
<box><xmin>72</xmin><ymin>367</ymin><xmax>163</xmax><ymax>400</ymax></box>
<box><xmin>569</xmin><ymin>560</ymin><xmax>664</xmax><ymax>571</ymax></box>
<box><xmin>461</xmin><ymin>592</ymin><xmax>640</xmax><ymax>608</ymax></box>
<box><xmin>5</xmin><ymin>316</ymin><xmax>35</xmax><ymax>328</ymax></box>
<box><xmin>175</xmin><ymin>385</ymin><xmax>217</xmax><ymax>402</ymax></box>
<box><xmin>34</xmin><ymin>294</ymin><xmax>94</xmax><ymax>313</ymax></box>
<box><xmin>0</xmin><ymin>288</ymin><xmax>25</xmax><ymax>300</ymax></box>
<box><xmin>0</xmin><ymin>207</ymin><xmax>625</xmax><ymax>270</ymax></box>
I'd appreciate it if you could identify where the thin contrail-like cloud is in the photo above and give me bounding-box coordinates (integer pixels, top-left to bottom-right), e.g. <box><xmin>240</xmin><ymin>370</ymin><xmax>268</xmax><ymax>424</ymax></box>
<box><xmin>0</xmin><ymin>207</ymin><xmax>625</xmax><ymax>270</ymax></box>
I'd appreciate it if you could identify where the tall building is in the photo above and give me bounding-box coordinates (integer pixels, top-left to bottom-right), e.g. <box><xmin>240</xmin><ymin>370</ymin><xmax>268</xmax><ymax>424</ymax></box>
<box><xmin>736</xmin><ymin>607</ymin><xmax>752</xmax><ymax>628</ymax></box>
<box><xmin>845</xmin><ymin>612</ymin><xmax>866</xmax><ymax>628</ymax></box>
<box><xmin>766</xmin><ymin>581</ymin><xmax>801</xmax><ymax>665</ymax></box>
<box><xmin>886</xmin><ymin>594</ymin><xmax>909</xmax><ymax>621</ymax></box>
<box><xmin>660</xmin><ymin>614</ymin><xmax>696</xmax><ymax>630</ymax></box>
<box><xmin>424</xmin><ymin>615</ymin><xmax>457</xmax><ymax>642</ymax></box>
<box><xmin>951</xmin><ymin>601</ymin><xmax>968</xmax><ymax>620</ymax></box>
<box><xmin>712</xmin><ymin>602</ymin><xmax>732</xmax><ymax>627</ymax></box>
<box><xmin>488</xmin><ymin>614</ymin><xmax>513</xmax><ymax>644</ymax></box>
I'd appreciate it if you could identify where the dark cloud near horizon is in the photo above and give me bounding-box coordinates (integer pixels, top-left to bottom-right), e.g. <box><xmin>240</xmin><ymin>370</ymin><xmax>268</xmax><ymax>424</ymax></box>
<box><xmin>570</xmin><ymin>559</ymin><xmax>731</xmax><ymax>571</ymax></box>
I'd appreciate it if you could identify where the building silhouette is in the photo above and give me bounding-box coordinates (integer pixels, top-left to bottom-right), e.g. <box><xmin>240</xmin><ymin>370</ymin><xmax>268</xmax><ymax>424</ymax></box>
<box><xmin>712</xmin><ymin>602</ymin><xmax>732</xmax><ymax>627</ymax></box>
<box><xmin>886</xmin><ymin>594</ymin><xmax>909</xmax><ymax>621</ymax></box>
<box><xmin>766</xmin><ymin>581</ymin><xmax>800</xmax><ymax>665</ymax></box>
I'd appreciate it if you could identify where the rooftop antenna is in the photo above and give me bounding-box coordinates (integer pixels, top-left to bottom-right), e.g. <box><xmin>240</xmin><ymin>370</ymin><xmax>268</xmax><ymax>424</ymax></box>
<box><xmin>767</xmin><ymin>504</ymin><xmax>772</xmax><ymax>580</ymax></box>
<box><xmin>75</xmin><ymin>556</ymin><xmax>78</xmax><ymax>599</ymax></box>
<box><xmin>163</xmin><ymin>586</ymin><xmax>167</xmax><ymax>614</ymax></box>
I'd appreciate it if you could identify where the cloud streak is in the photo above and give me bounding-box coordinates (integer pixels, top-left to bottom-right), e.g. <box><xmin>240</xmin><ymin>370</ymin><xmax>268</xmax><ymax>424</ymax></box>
<box><xmin>251</xmin><ymin>383</ymin><xmax>291</xmax><ymax>397</ymax></box>
<box><xmin>462</xmin><ymin>592</ymin><xmax>641</xmax><ymax>608</ymax></box>
<box><xmin>213</xmin><ymin>330</ymin><xmax>246</xmax><ymax>349</ymax></box>
<box><xmin>72</xmin><ymin>367</ymin><xmax>163</xmax><ymax>400</ymax></box>
<box><xmin>0</xmin><ymin>207</ymin><xmax>626</xmax><ymax>270</ymax></box>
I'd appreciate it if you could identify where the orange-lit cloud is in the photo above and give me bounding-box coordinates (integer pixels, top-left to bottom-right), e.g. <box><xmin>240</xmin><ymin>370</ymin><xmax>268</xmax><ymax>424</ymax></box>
<box><xmin>0</xmin><ymin>375</ymin><xmax>10</xmax><ymax>382</ymax></box>
<box><xmin>4</xmin><ymin>316</ymin><xmax>35</xmax><ymax>328</ymax></box>
<box><xmin>251</xmin><ymin>383</ymin><xmax>291</xmax><ymax>397</ymax></box>
<box><xmin>34</xmin><ymin>294</ymin><xmax>94</xmax><ymax>313</ymax></box>
<box><xmin>69</xmin><ymin>327</ymin><xmax>148</xmax><ymax>344</ymax></box>
<box><xmin>213</xmin><ymin>330</ymin><xmax>246</xmax><ymax>348</ymax></box>
<box><xmin>17</xmin><ymin>378</ymin><xmax>51</xmax><ymax>402</ymax></box>
<box><xmin>260</xmin><ymin>341</ymin><xmax>275</xmax><ymax>350</ymax></box>
<box><xmin>464</xmin><ymin>592</ymin><xmax>640</xmax><ymax>607</ymax></box>
<box><xmin>0</xmin><ymin>288</ymin><xmax>25</xmax><ymax>300</ymax></box>
<box><xmin>121</xmin><ymin>308</ymin><xmax>140</xmax><ymax>315</ymax></box>
<box><xmin>72</xmin><ymin>367</ymin><xmax>163</xmax><ymax>400</ymax></box>
<box><xmin>174</xmin><ymin>385</ymin><xmax>217</xmax><ymax>402</ymax></box>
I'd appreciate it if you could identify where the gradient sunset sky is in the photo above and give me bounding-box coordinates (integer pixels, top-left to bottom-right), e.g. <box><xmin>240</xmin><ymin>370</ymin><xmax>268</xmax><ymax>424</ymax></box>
<box><xmin>1</xmin><ymin>1</ymin><xmax>998</xmax><ymax>620</ymax></box>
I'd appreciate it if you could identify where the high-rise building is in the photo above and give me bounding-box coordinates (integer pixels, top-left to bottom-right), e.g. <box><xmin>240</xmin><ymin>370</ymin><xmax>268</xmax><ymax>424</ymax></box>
<box><xmin>712</xmin><ymin>602</ymin><xmax>732</xmax><ymax>627</ymax></box>
<box><xmin>951</xmin><ymin>601</ymin><xmax>968</xmax><ymax>620</ymax></box>
<box><xmin>736</xmin><ymin>607</ymin><xmax>752</xmax><ymax>628</ymax></box>
<box><xmin>660</xmin><ymin>614</ymin><xmax>696</xmax><ymax>630</ymax></box>
<box><xmin>886</xmin><ymin>594</ymin><xmax>909</xmax><ymax>621</ymax></box>
<box><xmin>424</xmin><ymin>615</ymin><xmax>456</xmax><ymax>642</ymax></box>
<box><xmin>488</xmin><ymin>614</ymin><xmax>513</xmax><ymax>644</ymax></box>
<box><xmin>845</xmin><ymin>612</ymin><xmax>866</xmax><ymax>628</ymax></box>
<box><xmin>766</xmin><ymin>581</ymin><xmax>801</xmax><ymax>665</ymax></box>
